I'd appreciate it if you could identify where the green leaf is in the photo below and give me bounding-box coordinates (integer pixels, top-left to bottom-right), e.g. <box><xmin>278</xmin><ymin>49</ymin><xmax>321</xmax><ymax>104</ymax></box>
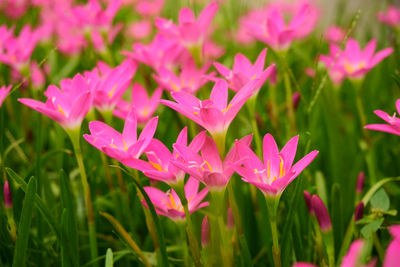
<box><xmin>370</xmin><ymin>188</ymin><xmax>390</xmax><ymax>212</ymax></box>
<box><xmin>105</xmin><ymin>248</ymin><xmax>113</xmax><ymax>267</ymax></box>
<box><xmin>6</xmin><ymin>168</ymin><xmax>61</xmax><ymax>240</ymax></box>
<box><xmin>360</xmin><ymin>219</ymin><xmax>384</xmax><ymax>239</ymax></box>
<box><xmin>12</xmin><ymin>177</ymin><xmax>36</xmax><ymax>267</ymax></box>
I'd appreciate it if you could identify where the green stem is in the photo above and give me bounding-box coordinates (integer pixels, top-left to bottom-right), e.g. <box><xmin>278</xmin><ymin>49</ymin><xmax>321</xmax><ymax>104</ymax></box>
<box><xmin>178</xmin><ymin>222</ymin><xmax>190</xmax><ymax>267</ymax></box>
<box><xmin>211</xmin><ymin>131</ymin><xmax>226</xmax><ymax>158</ymax></box>
<box><xmin>247</xmin><ymin>95</ymin><xmax>262</xmax><ymax>158</ymax></box>
<box><xmin>265</xmin><ymin>196</ymin><xmax>281</xmax><ymax>267</ymax></box>
<box><xmin>67</xmin><ymin>128</ymin><xmax>98</xmax><ymax>266</ymax></box>
<box><xmin>283</xmin><ymin>71</ymin><xmax>296</xmax><ymax>135</ymax></box>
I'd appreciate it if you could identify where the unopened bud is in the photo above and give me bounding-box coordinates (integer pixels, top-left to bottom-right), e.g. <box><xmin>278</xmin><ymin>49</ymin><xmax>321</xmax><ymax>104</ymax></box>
<box><xmin>292</xmin><ymin>91</ymin><xmax>301</xmax><ymax>110</ymax></box>
<box><xmin>4</xmin><ymin>181</ymin><xmax>12</xmax><ymax>209</ymax></box>
<box><xmin>303</xmin><ymin>191</ymin><xmax>314</xmax><ymax>215</ymax></box>
<box><xmin>201</xmin><ymin>216</ymin><xmax>210</xmax><ymax>247</ymax></box>
<box><xmin>356</xmin><ymin>172</ymin><xmax>365</xmax><ymax>194</ymax></box>
<box><xmin>227</xmin><ymin>206</ymin><xmax>234</xmax><ymax>230</ymax></box>
<box><xmin>311</xmin><ymin>195</ymin><xmax>332</xmax><ymax>232</ymax></box>
<box><xmin>354</xmin><ymin>202</ymin><xmax>364</xmax><ymax>222</ymax></box>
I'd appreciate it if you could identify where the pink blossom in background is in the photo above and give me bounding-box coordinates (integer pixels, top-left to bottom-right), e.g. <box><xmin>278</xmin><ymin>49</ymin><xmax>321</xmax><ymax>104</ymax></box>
<box><xmin>19</xmin><ymin>74</ymin><xmax>94</xmax><ymax>130</ymax></box>
<box><xmin>135</xmin><ymin>0</ymin><xmax>164</xmax><ymax>17</ymax></box>
<box><xmin>143</xmin><ymin>177</ymin><xmax>209</xmax><ymax>221</ymax></box>
<box><xmin>3</xmin><ymin>181</ymin><xmax>12</xmax><ymax>208</ymax></box>
<box><xmin>84</xmin><ymin>107</ymin><xmax>158</xmax><ymax>162</ymax></box>
<box><xmin>172</xmin><ymin>135</ymin><xmax>252</xmax><ymax>190</ymax></box>
<box><xmin>378</xmin><ymin>6</ymin><xmax>400</xmax><ymax>28</ymax></box>
<box><xmin>124</xmin><ymin>33</ymin><xmax>187</xmax><ymax>70</ymax></box>
<box><xmin>234</xmin><ymin>133</ymin><xmax>318</xmax><ymax>196</ymax></box>
<box><xmin>155</xmin><ymin>1</ymin><xmax>219</xmax><ymax>56</ymax></box>
<box><xmin>0</xmin><ymin>25</ymin><xmax>41</xmax><ymax>72</ymax></box>
<box><xmin>153</xmin><ymin>59</ymin><xmax>213</xmax><ymax>94</ymax></box>
<box><xmin>365</xmin><ymin>99</ymin><xmax>400</xmax><ymax>136</ymax></box>
<box><xmin>319</xmin><ymin>39</ymin><xmax>393</xmax><ymax>84</ymax></box>
<box><xmin>324</xmin><ymin>25</ymin><xmax>345</xmax><ymax>43</ymax></box>
<box><xmin>0</xmin><ymin>85</ymin><xmax>12</xmax><ymax>107</ymax></box>
<box><xmin>114</xmin><ymin>83</ymin><xmax>162</xmax><ymax>124</ymax></box>
<box><xmin>384</xmin><ymin>225</ymin><xmax>400</xmax><ymax>267</ymax></box>
<box><xmin>241</xmin><ymin>0</ymin><xmax>319</xmax><ymax>51</ymax></box>
<box><xmin>84</xmin><ymin>60</ymin><xmax>136</xmax><ymax>112</ymax></box>
<box><xmin>161</xmin><ymin>79</ymin><xmax>259</xmax><ymax>136</ymax></box>
<box><xmin>213</xmin><ymin>48</ymin><xmax>276</xmax><ymax>92</ymax></box>
<box><xmin>127</xmin><ymin>20</ymin><xmax>152</xmax><ymax>40</ymax></box>
<box><xmin>0</xmin><ymin>0</ymin><xmax>29</xmax><ymax>18</ymax></box>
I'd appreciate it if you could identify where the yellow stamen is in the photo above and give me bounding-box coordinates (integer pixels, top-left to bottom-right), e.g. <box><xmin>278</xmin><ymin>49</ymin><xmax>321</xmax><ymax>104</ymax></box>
<box><xmin>108</xmin><ymin>85</ymin><xmax>117</xmax><ymax>98</ymax></box>
<box><xmin>169</xmin><ymin>193</ymin><xmax>176</xmax><ymax>209</ymax></box>
<box><xmin>171</xmin><ymin>82</ymin><xmax>179</xmax><ymax>92</ymax></box>
<box><xmin>222</xmin><ymin>104</ymin><xmax>232</xmax><ymax>113</ymax></box>
<box><xmin>279</xmin><ymin>155</ymin><xmax>285</xmax><ymax>177</ymax></box>
<box><xmin>251</xmin><ymin>74</ymin><xmax>257</xmax><ymax>80</ymax></box>
<box><xmin>149</xmin><ymin>161</ymin><xmax>165</xmax><ymax>172</ymax></box>
<box><xmin>267</xmin><ymin>160</ymin><xmax>270</xmax><ymax>178</ymax></box>
<box><xmin>201</xmin><ymin>160</ymin><xmax>213</xmax><ymax>172</ymax></box>
<box><xmin>253</xmin><ymin>169</ymin><xmax>263</xmax><ymax>183</ymax></box>
<box><xmin>122</xmin><ymin>139</ymin><xmax>128</xmax><ymax>151</ymax></box>
<box><xmin>57</xmin><ymin>105</ymin><xmax>66</xmax><ymax>117</ymax></box>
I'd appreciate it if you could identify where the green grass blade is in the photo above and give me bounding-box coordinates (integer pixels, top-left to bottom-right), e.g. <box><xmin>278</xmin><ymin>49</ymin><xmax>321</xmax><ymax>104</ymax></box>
<box><xmin>12</xmin><ymin>177</ymin><xmax>36</xmax><ymax>267</ymax></box>
<box><xmin>105</xmin><ymin>248</ymin><xmax>113</xmax><ymax>267</ymax></box>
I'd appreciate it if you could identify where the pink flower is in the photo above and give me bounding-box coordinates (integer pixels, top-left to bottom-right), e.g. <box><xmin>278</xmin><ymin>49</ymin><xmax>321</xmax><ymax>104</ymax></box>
<box><xmin>124</xmin><ymin>33</ymin><xmax>186</xmax><ymax>70</ymax></box>
<box><xmin>161</xmin><ymin>79</ymin><xmax>259</xmax><ymax>136</ymax></box>
<box><xmin>123</xmin><ymin>128</ymin><xmax>206</xmax><ymax>185</ymax></box>
<box><xmin>0</xmin><ymin>85</ymin><xmax>12</xmax><ymax>107</ymax></box>
<box><xmin>293</xmin><ymin>239</ymin><xmax>376</xmax><ymax>267</ymax></box>
<box><xmin>0</xmin><ymin>0</ymin><xmax>29</xmax><ymax>18</ymax></box>
<box><xmin>155</xmin><ymin>2</ymin><xmax>218</xmax><ymax>48</ymax></box>
<box><xmin>127</xmin><ymin>20</ymin><xmax>152</xmax><ymax>40</ymax></box>
<box><xmin>0</xmin><ymin>25</ymin><xmax>41</xmax><ymax>72</ymax></box>
<box><xmin>243</xmin><ymin>0</ymin><xmax>319</xmax><ymax>51</ymax></box>
<box><xmin>172</xmin><ymin>134</ymin><xmax>252</xmax><ymax>190</ymax></box>
<box><xmin>311</xmin><ymin>194</ymin><xmax>331</xmax><ymax>232</ymax></box>
<box><xmin>143</xmin><ymin>177</ymin><xmax>209</xmax><ymax>221</ymax></box>
<box><xmin>19</xmin><ymin>74</ymin><xmax>93</xmax><ymax>130</ymax></box>
<box><xmin>365</xmin><ymin>99</ymin><xmax>400</xmax><ymax>136</ymax></box>
<box><xmin>213</xmin><ymin>48</ymin><xmax>276</xmax><ymax>92</ymax></box>
<box><xmin>378</xmin><ymin>6</ymin><xmax>400</xmax><ymax>28</ymax></box>
<box><xmin>384</xmin><ymin>225</ymin><xmax>400</xmax><ymax>267</ymax></box>
<box><xmin>324</xmin><ymin>25</ymin><xmax>345</xmax><ymax>43</ymax></box>
<box><xmin>85</xmin><ymin>60</ymin><xmax>137</xmax><ymax>112</ymax></box>
<box><xmin>113</xmin><ymin>83</ymin><xmax>162</xmax><ymax>124</ymax></box>
<box><xmin>135</xmin><ymin>0</ymin><xmax>164</xmax><ymax>17</ymax></box>
<box><xmin>84</xmin><ymin>107</ymin><xmax>158</xmax><ymax>162</ymax></box>
<box><xmin>153</xmin><ymin>59</ymin><xmax>213</xmax><ymax>94</ymax></box>
<box><xmin>320</xmin><ymin>39</ymin><xmax>393</xmax><ymax>84</ymax></box>
<box><xmin>234</xmin><ymin>133</ymin><xmax>318</xmax><ymax>196</ymax></box>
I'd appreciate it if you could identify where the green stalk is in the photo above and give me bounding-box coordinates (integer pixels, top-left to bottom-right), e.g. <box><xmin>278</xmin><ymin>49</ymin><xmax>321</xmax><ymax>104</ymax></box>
<box><xmin>283</xmin><ymin>71</ymin><xmax>296</xmax><ymax>135</ymax></box>
<box><xmin>66</xmin><ymin>128</ymin><xmax>98</xmax><ymax>266</ymax></box>
<box><xmin>211</xmin><ymin>131</ymin><xmax>226</xmax><ymax>159</ymax></box>
<box><xmin>265</xmin><ymin>195</ymin><xmax>281</xmax><ymax>267</ymax></box>
<box><xmin>247</xmin><ymin>94</ymin><xmax>262</xmax><ymax>158</ymax></box>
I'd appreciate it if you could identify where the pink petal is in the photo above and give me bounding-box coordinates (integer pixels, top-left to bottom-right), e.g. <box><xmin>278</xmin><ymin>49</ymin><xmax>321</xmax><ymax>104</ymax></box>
<box><xmin>210</xmin><ymin>79</ymin><xmax>228</xmax><ymax>111</ymax></box>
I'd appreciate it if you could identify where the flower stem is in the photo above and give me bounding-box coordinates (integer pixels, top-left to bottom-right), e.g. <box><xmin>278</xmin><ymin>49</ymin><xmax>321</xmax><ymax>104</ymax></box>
<box><xmin>211</xmin><ymin>131</ymin><xmax>226</xmax><ymax>159</ymax></box>
<box><xmin>283</xmin><ymin>71</ymin><xmax>296</xmax><ymax>135</ymax></box>
<box><xmin>67</xmin><ymin>128</ymin><xmax>98</xmax><ymax>266</ymax></box>
<box><xmin>265</xmin><ymin>196</ymin><xmax>281</xmax><ymax>267</ymax></box>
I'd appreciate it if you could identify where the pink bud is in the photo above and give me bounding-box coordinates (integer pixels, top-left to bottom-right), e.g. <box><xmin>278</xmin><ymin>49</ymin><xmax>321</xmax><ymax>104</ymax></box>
<box><xmin>311</xmin><ymin>195</ymin><xmax>332</xmax><ymax>232</ymax></box>
<box><xmin>227</xmin><ymin>206</ymin><xmax>234</xmax><ymax>230</ymax></box>
<box><xmin>292</xmin><ymin>91</ymin><xmax>301</xmax><ymax>110</ymax></box>
<box><xmin>356</xmin><ymin>172</ymin><xmax>365</xmax><ymax>194</ymax></box>
<box><xmin>201</xmin><ymin>216</ymin><xmax>210</xmax><ymax>247</ymax></box>
<box><xmin>303</xmin><ymin>191</ymin><xmax>314</xmax><ymax>215</ymax></box>
<box><xmin>4</xmin><ymin>181</ymin><xmax>12</xmax><ymax>209</ymax></box>
<box><xmin>354</xmin><ymin>202</ymin><xmax>364</xmax><ymax>222</ymax></box>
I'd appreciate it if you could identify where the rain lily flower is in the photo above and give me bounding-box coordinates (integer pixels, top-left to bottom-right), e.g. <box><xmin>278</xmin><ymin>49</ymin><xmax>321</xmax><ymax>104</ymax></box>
<box><xmin>320</xmin><ymin>39</ymin><xmax>393</xmax><ymax>84</ymax></box>
<box><xmin>135</xmin><ymin>0</ymin><xmax>165</xmax><ymax>17</ymax></box>
<box><xmin>378</xmin><ymin>6</ymin><xmax>400</xmax><ymax>28</ymax></box>
<box><xmin>243</xmin><ymin>0</ymin><xmax>319</xmax><ymax>51</ymax></box>
<box><xmin>384</xmin><ymin>225</ymin><xmax>400</xmax><ymax>267</ymax></box>
<box><xmin>124</xmin><ymin>33</ymin><xmax>186</xmax><ymax>70</ymax></box>
<box><xmin>143</xmin><ymin>177</ymin><xmax>209</xmax><ymax>221</ymax></box>
<box><xmin>172</xmin><ymin>135</ymin><xmax>252</xmax><ymax>191</ymax></box>
<box><xmin>19</xmin><ymin>74</ymin><xmax>93</xmax><ymax>130</ymax></box>
<box><xmin>365</xmin><ymin>99</ymin><xmax>400</xmax><ymax>136</ymax></box>
<box><xmin>127</xmin><ymin>20</ymin><xmax>152</xmax><ymax>40</ymax></box>
<box><xmin>84</xmin><ymin>107</ymin><xmax>158</xmax><ymax>162</ymax></box>
<box><xmin>213</xmin><ymin>48</ymin><xmax>276</xmax><ymax>92</ymax></box>
<box><xmin>161</xmin><ymin>79</ymin><xmax>259</xmax><ymax>137</ymax></box>
<box><xmin>85</xmin><ymin>60</ymin><xmax>136</xmax><ymax>113</ymax></box>
<box><xmin>293</xmin><ymin>239</ymin><xmax>376</xmax><ymax>267</ymax></box>
<box><xmin>234</xmin><ymin>133</ymin><xmax>318</xmax><ymax>196</ymax></box>
<box><xmin>324</xmin><ymin>25</ymin><xmax>345</xmax><ymax>43</ymax></box>
<box><xmin>113</xmin><ymin>83</ymin><xmax>162</xmax><ymax>124</ymax></box>
<box><xmin>0</xmin><ymin>85</ymin><xmax>12</xmax><ymax>107</ymax></box>
<box><xmin>0</xmin><ymin>25</ymin><xmax>41</xmax><ymax>72</ymax></box>
<box><xmin>123</xmin><ymin>128</ymin><xmax>206</xmax><ymax>185</ymax></box>
<box><xmin>155</xmin><ymin>2</ymin><xmax>218</xmax><ymax>49</ymax></box>
<box><xmin>153</xmin><ymin>59</ymin><xmax>213</xmax><ymax>94</ymax></box>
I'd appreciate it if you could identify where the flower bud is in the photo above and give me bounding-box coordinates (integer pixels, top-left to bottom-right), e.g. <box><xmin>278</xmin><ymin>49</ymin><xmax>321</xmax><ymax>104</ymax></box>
<box><xmin>311</xmin><ymin>195</ymin><xmax>332</xmax><ymax>232</ymax></box>
<box><xmin>4</xmin><ymin>181</ymin><xmax>12</xmax><ymax>209</ymax></box>
<box><xmin>227</xmin><ymin>206</ymin><xmax>234</xmax><ymax>230</ymax></box>
<box><xmin>303</xmin><ymin>191</ymin><xmax>314</xmax><ymax>215</ymax></box>
<box><xmin>201</xmin><ymin>216</ymin><xmax>210</xmax><ymax>247</ymax></box>
<box><xmin>356</xmin><ymin>172</ymin><xmax>365</xmax><ymax>194</ymax></box>
<box><xmin>292</xmin><ymin>91</ymin><xmax>301</xmax><ymax>110</ymax></box>
<box><xmin>354</xmin><ymin>202</ymin><xmax>364</xmax><ymax>222</ymax></box>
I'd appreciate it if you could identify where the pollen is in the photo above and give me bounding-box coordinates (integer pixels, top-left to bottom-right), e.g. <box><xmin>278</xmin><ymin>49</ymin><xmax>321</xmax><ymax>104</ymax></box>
<box><xmin>108</xmin><ymin>85</ymin><xmax>117</xmax><ymax>98</ymax></box>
